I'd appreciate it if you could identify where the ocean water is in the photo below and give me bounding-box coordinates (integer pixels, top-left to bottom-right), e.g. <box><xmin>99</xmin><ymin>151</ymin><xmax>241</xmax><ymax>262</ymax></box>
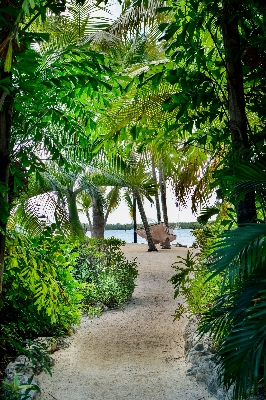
<box><xmin>86</xmin><ymin>228</ymin><xmax>195</xmax><ymax>248</ymax></box>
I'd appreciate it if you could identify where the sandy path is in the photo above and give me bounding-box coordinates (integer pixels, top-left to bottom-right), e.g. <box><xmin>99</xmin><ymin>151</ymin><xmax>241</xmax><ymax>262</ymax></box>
<box><xmin>39</xmin><ymin>244</ymin><xmax>214</xmax><ymax>400</ymax></box>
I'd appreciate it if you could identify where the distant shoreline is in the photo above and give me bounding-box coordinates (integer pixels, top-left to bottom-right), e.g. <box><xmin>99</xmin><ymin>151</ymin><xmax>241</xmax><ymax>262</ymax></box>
<box><xmin>82</xmin><ymin>222</ymin><xmax>201</xmax><ymax>231</ymax></box>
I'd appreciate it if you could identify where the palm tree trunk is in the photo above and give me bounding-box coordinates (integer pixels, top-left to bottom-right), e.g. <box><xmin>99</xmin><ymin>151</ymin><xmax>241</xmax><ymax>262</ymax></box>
<box><xmin>159</xmin><ymin>165</ymin><xmax>169</xmax><ymax>228</ymax></box>
<box><xmin>0</xmin><ymin>71</ymin><xmax>12</xmax><ymax>306</ymax></box>
<box><xmin>85</xmin><ymin>210</ymin><xmax>93</xmax><ymax>234</ymax></box>
<box><xmin>133</xmin><ymin>195</ymin><xmax>137</xmax><ymax>243</ymax></box>
<box><xmin>151</xmin><ymin>156</ymin><xmax>161</xmax><ymax>223</ymax></box>
<box><xmin>104</xmin><ymin>209</ymin><xmax>110</xmax><ymax>227</ymax></box>
<box><xmin>221</xmin><ymin>0</ymin><xmax>256</xmax><ymax>224</ymax></box>
<box><xmin>134</xmin><ymin>189</ymin><xmax>157</xmax><ymax>252</ymax></box>
<box><xmin>92</xmin><ymin>198</ymin><xmax>105</xmax><ymax>238</ymax></box>
<box><xmin>68</xmin><ymin>192</ymin><xmax>84</xmax><ymax>238</ymax></box>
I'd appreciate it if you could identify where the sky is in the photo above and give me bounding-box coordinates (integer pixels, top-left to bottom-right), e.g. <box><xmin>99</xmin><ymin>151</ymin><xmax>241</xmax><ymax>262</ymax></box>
<box><xmin>79</xmin><ymin>186</ymin><xmax>217</xmax><ymax>225</ymax></box>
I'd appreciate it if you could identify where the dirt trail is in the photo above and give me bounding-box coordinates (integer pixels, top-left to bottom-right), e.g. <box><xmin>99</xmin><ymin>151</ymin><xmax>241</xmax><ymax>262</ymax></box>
<box><xmin>39</xmin><ymin>244</ymin><xmax>214</xmax><ymax>400</ymax></box>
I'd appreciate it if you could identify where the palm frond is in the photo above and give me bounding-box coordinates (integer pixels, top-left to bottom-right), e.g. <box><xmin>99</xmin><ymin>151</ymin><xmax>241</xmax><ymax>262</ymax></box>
<box><xmin>200</xmin><ymin>267</ymin><xmax>266</xmax><ymax>399</ymax></box>
<box><xmin>80</xmin><ymin>30</ymin><xmax>122</xmax><ymax>55</ymax></box>
<box><xmin>38</xmin><ymin>0</ymin><xmax>113</xmax><ymax>54</ymax></box>
<box><xmin>104</xmin><ymin>80</ymin><xmax>178</xmax><ymax>135</ymax></box>
<box><xmin>13</xmin><ymin>191</ymin><xmax>72</xmax><ymax>237</ymax></box>
<box><xmin>197</xmin><ymin>206</ymin><xmax>220</xmax><ymax>225</ymax></box>
<box><xmin>109</xmin><ymin>0</ymin><xmax>168</xmax><ymax>38</ymax></box>
<box><xmin>124</xmin><ymin>191</ymin><xmax>134</xmax><ymax>218</ymax></box>
<box><xmin>209</xmin><ymin>223</ymin><xmax>266</xmax><ymax>288</ymax></box>
<box><xmin>106</xmin><ymin>186</ymin><xmax>121</xmax><ymax>212</ymax></box>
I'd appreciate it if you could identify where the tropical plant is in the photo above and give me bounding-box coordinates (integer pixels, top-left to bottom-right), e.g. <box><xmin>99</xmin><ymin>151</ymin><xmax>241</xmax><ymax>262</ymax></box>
<box><xmin>14</xmin><ymin>156</ymin><xmax>159</xmax><ymax>240</ymax></box>
<box><xmin>71</xmin><ymin>237</ymin><xmax>138</xmax><ymax>312</ymax></box>
<box><xmin>1</xmin><ymin>373</ymin><xmax>40</xmax><ymax>400</ymax></box>
<box><xmin>0</xmin><ymin>224</ymin><xmax>82</xmax><ymax>396</ymax></box>
<box><xmin>197</xmin><ymin>161</ymin><xmax>266</xmax><ymax>399</ymax></box>
<box><xmin>1</xmin><ymin>226</ymin><xmax>82</xmax><ymax>331</ymax></box>
<box><xmin>36</xmin><ymin>0</ymin><xmax>113</xmax><ymax>54</ymax></box>
<box><xmin>169</xmin><ymin>250</ymin><xmax>222</xmax><ymax>320</ymax></box>
<box><xmin>0</xmin><ymin>0</ymin><xmax>126</xmax><ymax>303</ymax></box>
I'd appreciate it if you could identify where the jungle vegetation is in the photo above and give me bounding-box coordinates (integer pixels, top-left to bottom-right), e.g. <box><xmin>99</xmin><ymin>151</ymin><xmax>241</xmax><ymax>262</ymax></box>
<box><xmin>1</xmin><ymin>0</ymin><xmax>266</xmax><ymax>398</ymax></box>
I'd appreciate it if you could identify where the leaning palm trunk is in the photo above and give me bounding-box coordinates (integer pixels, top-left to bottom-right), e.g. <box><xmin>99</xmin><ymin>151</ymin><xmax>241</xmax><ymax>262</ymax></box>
<box><xmin>133</xmin><ymin>195</ymin><xmax>137</xmax><ymax>243</ymax></box>
<box><xmin>92</xmin><ymin>198</ymin><xmax>105</xmax><ymax>238</ymax></box>
<box><xmin>151</xmin><ymin>156</ymin><xmax>161</xmax><ymax>223</ymax></box>
<box><xmin>134</xmin><ymin>190</ymin><xmax>157</xmax><ymax>252</ymax></box>
<box><xmin>68</xmin><ymin>193</ymin><xmax>85</xmax><ymax>238</ymax></box>
<box><xmin>85</xmin><ymin>210</ymin><xmax>93</xmax><ymax>234</ymax></box>
<box><xmin>159</xmin><ymin>166</ymin><xmax>169</xmax><ymax>228</ymax></box>
<box><xmin>104</xmin><ymin>209</ymin><xmax>110</xmax><ymax>228</ymax></box>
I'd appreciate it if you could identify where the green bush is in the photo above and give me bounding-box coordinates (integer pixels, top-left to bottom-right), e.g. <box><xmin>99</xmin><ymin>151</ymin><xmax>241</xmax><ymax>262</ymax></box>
<box><xmin>170</xmin><ymin>218</ymin><xmax>227</xmax><ymax>320</ymax></box>
<box><xmin>72</xmin><ymin>237</ymin><xmax>138</xmax><ymax>311</ymax></box>
<box><xmin>1</xmin><ymin>226</ymin><xmax>83</xmax><ymax>350</ymax></box>
<box><xmin>169</xmin><ymin>250</ymin><xmax>222</xmax><ymax>320</ymax></box>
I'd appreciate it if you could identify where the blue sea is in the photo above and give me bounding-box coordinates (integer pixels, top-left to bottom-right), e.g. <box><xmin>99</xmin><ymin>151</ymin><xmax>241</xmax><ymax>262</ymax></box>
<box><xmin>86</xmin><ymin>228</ymin><xmax>195</xmax><ymax>248</ymax></box>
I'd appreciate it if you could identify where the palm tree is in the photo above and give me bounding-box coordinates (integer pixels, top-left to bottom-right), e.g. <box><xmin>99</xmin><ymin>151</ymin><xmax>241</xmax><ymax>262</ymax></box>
<box><xmin>78</xmin><ymin>186</ymin><xmax>121</xmax><ymax>237</ymax></box>
<box><xmin>134</xmin><ymin>189</ymin><xmax>157</xmax><ymax>251</ymax></box>
<box><xmin>78</xmin><ymin>192</ymin><xmax>93</xmax><ymax>233</ymax></box>
<box><xmin>123</xmin><ymin>157</ymin><xmax>158</xmax><ymax>250</ymax></box>
<box><xmin>151</xmin><ymin>155</ymin><xmax>161</xmax><ymax>223</ymax></box>
<box><xmin>158</xmin><ymin>161</ymin><xmax>169</xmax><ymax>228</ymax></box>
<box><xmin>13</xmin><ymin>161</ymin><xmax>130</xmax><ymax>238</ymax></box>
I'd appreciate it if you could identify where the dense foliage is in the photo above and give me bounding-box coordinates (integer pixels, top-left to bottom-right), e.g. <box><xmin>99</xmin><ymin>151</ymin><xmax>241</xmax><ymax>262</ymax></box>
<box><xmin>169</xmin><ymin>217</ymin><xmax>225</xmax><ymax>319</ymax></box>
<box><xmin>1</xmin><ymin>0</ymin><xmax>266</xmax><ymax>398</ymax></box>
<box><xmin>1</xmin><ymin>226</ymin><xmax>82</xmax><ymax>339</ymax></box>
<box><xmin>73</xmin><ymin>237</ymin><xmax>138</xmax><ymax>314</ymax></box>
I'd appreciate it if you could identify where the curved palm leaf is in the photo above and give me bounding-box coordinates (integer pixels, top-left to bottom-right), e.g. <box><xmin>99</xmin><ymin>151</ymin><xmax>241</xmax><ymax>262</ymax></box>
<box><xmin>197</xmin><ymin>206</ymin><xmax>220</xmax><ymax>225</ymax></box>
<box><xmin>37</xmin><ymin>0</ymin><xmax>113</xmax><ymax>54</ymax></box>
<box><xmin>109</xmin><ymin>0</ymin><xmax>169</xmax><ymax>38</ymax></box>
<box><xmin>208</xmin><ymin>223</ymin><xmax>266</xmax><ymax>288</ymax></box>
<box><xmin>200</xmin><ymin>267</ymin><xmax>266</xmax><ymax>399</ymax></box>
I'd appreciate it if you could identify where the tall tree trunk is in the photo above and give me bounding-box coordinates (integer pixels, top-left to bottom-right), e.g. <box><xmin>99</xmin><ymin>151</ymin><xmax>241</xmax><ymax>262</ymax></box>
<box><xmin>85</xmin><ymin>209</ymin><xmax>93</xmax><ymax>235</ymax></box>
<box><xmin>151</xmin><ymin>156</ymin><xmax>161</xmax><ymax>223</ymax></box>
<box><xmin>159</xmin><ymin>164</ymin><xmax>169</xmax><ymax>228</ymax></box>
<box><xmin>104</xmin><ymin>209</ymin><xmax>110</xmax><ymax>227</ymax></box>
<box><xmin>221</xmin><ymin>0</ymin><xmax>256</xmax><ymax>224</ymax></box>
<box><xmin>134</xmin><ymin>190</ymin><xmax>157</xmax><ymax>252</ymax></box>
<box><xmin>68</xmin><ymin>192</ymin><xmax>84</xmax><ymax>238</ymax></box>
<box><xmin>92</xmin><ymin>197</ymin><xmax>104</xmax><ymax>238</ymax></box>
<box><xmin>0</xmin><ymin>71</ymin><xmax>12</xmax><ymax>305</ymax></box>
<box><xmin>133</xmin><ymin>195</ymin><xmax>137</xmax><ymax>243</ymax></box>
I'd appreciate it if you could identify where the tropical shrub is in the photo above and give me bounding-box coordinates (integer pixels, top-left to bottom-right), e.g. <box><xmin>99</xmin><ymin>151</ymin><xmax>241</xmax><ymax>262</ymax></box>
<box><xmin>169</xmin><ymin>249</ymin><xmax>223</xmax><ymax>320</ymax></box>
<box><xmin>1</xmin><ymin>374</ymin><xmax>40</xmax><ymax>400</ymax></box>
<box><xmin>0</xmin><ymin>226</ymin><xmax>82</xmax><ymax>353</ymax></box>
<box><xmin>169</xmin><ymin>211</ymin><xmax>231</xmax><ymax>321</ymax></box>
<box><xmin>72</xmin><ymin>237</ymin><xmax>138</xmax><ymax>312</ymax></box>
<box><xmin>198</xmin><ymin>223</ymin><xmax>266</xmax><ymax>399</ymax></box>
